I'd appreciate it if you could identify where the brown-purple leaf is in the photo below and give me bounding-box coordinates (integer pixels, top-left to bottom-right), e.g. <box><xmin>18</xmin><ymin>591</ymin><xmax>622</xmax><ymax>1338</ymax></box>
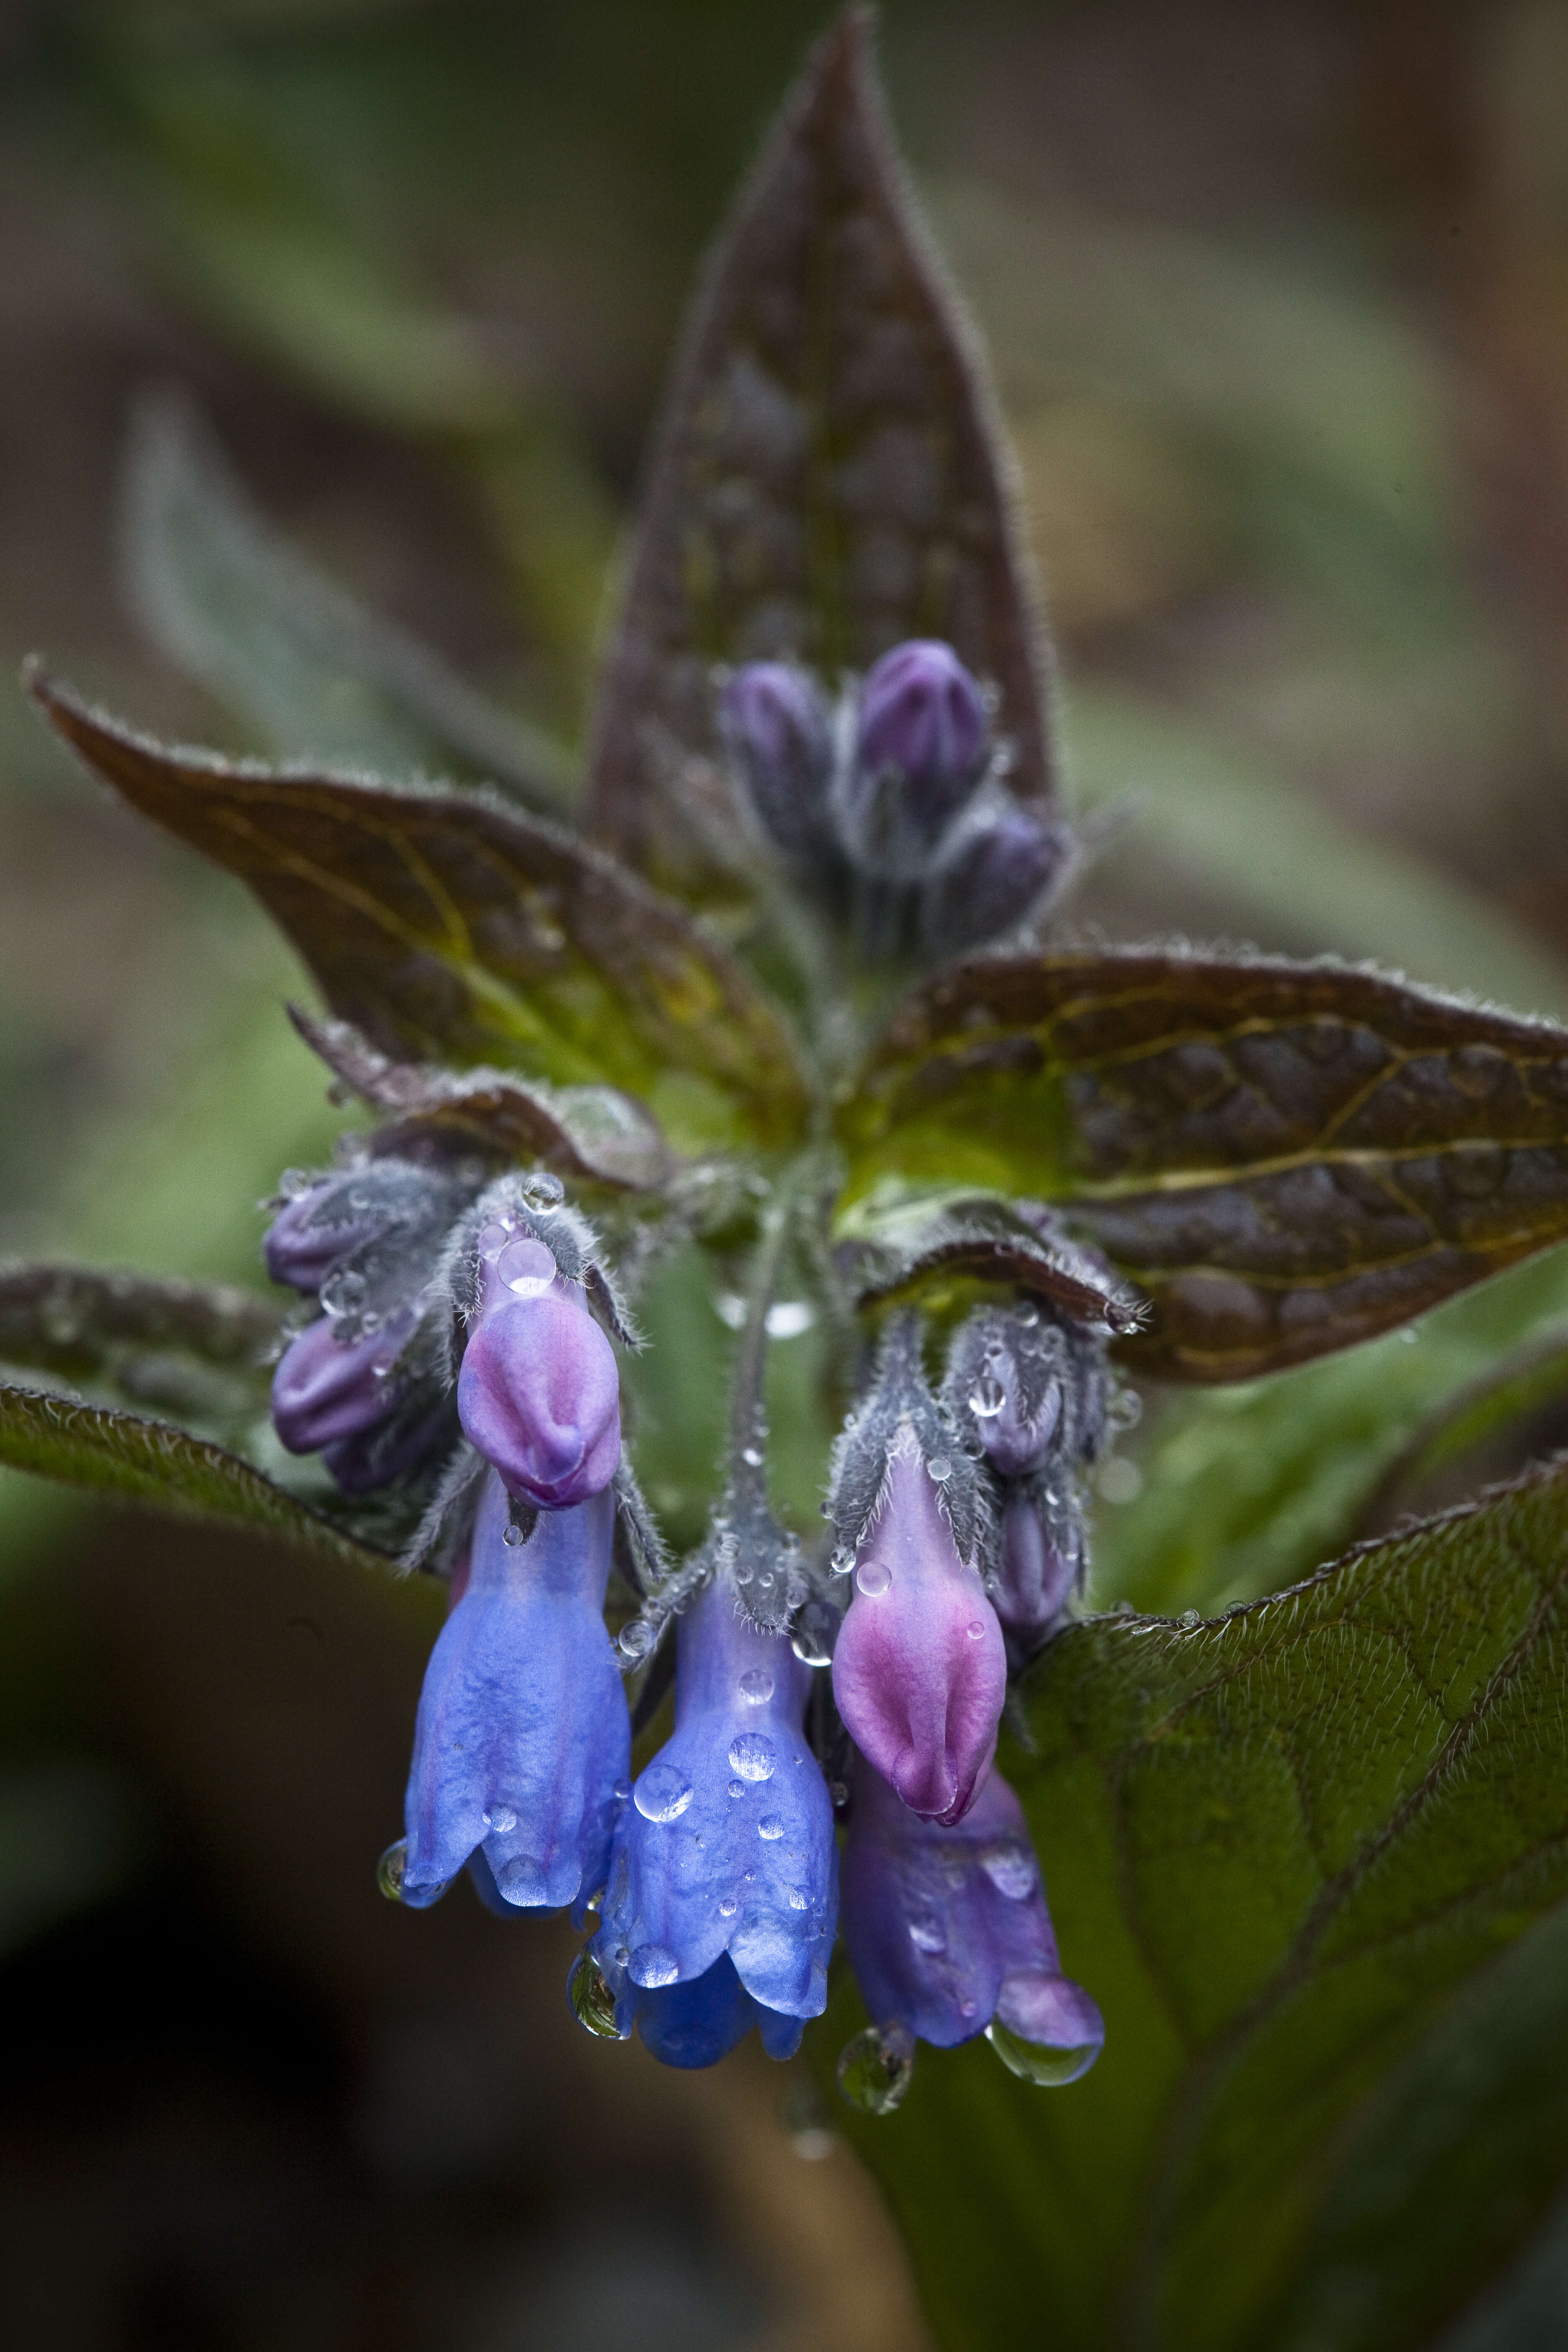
<box><xmin>582</xmin><ymin>8</ymin><xmax>1055</xmax><ymax>887</ymax></box>
<box><xmin>835</xmin><ymin>1193</ymin><xmax>1143</xmax><ymax>1333</ymax></box>
<box><xmin>29</xmin><ymin>667</ymin><xmax>810</xmax><ymax>1155</ymax></box>
<box><xmin>840</xmin><ymin>946</ymin><xmax>1568</xmax><ymax>1381</ymax></box>
<box><xmin>289</xmin><ymin>1009</ymin><xmax>676</xmax><ymax>1191</ymax></box>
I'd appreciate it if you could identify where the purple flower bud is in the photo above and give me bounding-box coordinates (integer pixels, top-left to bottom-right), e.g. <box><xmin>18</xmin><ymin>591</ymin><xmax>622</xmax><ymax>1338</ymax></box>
<box><xmin>592</xmin><ymin>1566</ymin><xmax>838</xmax><ymax>2058</ymax></box>
<box><xmin>995</xmin><ymin>1492</ymin><xmax>1075</xmax><ymax>1640</ymax></box>
<box><xmin>831</xmin><ymin>1435</ymin><xmax>1006</xmax><ymax>1826</ymax></box>
<box><xmin>973</xmin><ymin>1356</ymin><xmax>1062</xmax><ymax>1480</ymax></box>
<box><xmin>839</xmin><ymin>641</ymin><xmax>989</xmax><ymax>877</ymax></box>
<box><xmin>321</xmin><ymin>1394</ymin><xmax>455</xmax><ymax>1496</ymax></box>
<box><xmin>263</xmin><ymin>1182</ymin><xmax>380</xmax><ymax>1292</ymax></box>
<box><xmin>270</xmin><ymin>1307</ymin><xmax>414</xmax><ymax>1455</ymax></box>
<box><xmin>402</xmin><ymin>1471</ymin><xmax>629</xmax><ymax>1912</ymax></box>
<box><xmin>457</xmin><ymin>1237</ymin><xmax>621</xmax><ymax>1510</ymax></box>
<box><xmin>841</xmin><ymin>1752</ymin><xmax>1104</xmax><ymax>2076</ymax></box>
<box><xmin>925</xmin><ymin>805</ymin><xmax>1071</xmax><ymax>956</ymax></box>
<box><xmin>720</xmin><ymin>661</ymin><xmax>835</xmax><ymax>861</ymax></box>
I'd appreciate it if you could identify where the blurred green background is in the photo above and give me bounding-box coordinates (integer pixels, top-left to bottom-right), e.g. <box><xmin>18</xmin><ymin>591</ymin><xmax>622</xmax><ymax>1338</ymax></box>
<box><xmin>7</xmin><ymin>2</ymin><xmax>1568</xmax><ymax>2344</ymax></box>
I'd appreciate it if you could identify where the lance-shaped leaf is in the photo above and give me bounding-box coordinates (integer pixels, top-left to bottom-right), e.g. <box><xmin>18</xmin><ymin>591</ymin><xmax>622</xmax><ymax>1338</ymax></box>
<box><xmin>289</xmin><ymin>1009</ymin><xmax>676</xmax><ymax>1191</ymax></box>
<box><xmin>834</xmin><ymin>1190</ymin><xmax>1142</xmax><ymax>1333</ymax></box>
<box><xmin>0</xmin><ymin>1381</ymin><xmax>392</xmax><ymax>1572</ymax></box>
<box><xmin>0</xmin><ymin>1263</ymin><xmax>281</xmax><ymax>1438</ymax></box>
<box><xmin>27</xmin><ymin>668</ymin><xmax>810</xmax><ymax>1155</ymax></box>
<box><xmin>840</xmin><ymin>945</ymin><xmax>1568</xmax><ymax>1381</ymax></box>
<box><xmin>826</xmin><ymin>1459</ymin><xmax>1568</xmax><ymax>2352</ymax></box>
<box><xmin>582</xmin><ymin>8</ymin><xmax>1055</xmax><ymax>884</ymax></box>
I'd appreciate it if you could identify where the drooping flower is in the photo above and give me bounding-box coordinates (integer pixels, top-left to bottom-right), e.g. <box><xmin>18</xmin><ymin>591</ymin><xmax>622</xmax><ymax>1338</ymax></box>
<box><xmin>837</xmin><ymin>640</ymin><xmax>990</xmax><ymax>876</ymax></box>
<box><xmin>591</xmin><ymin>1565</ymin><xmax>837</xmax><ymax>2063</ymax></box>
<box><xmin>457</xmin><ymin>1230</ymin><xmax>621</xmax><ymax>1509</ymax></box>
<box><xmin>720</xmin><ymin>660</ymin><xmax>836</xmax><ymax>863</ymax></box>
<box><xmin>270</xmin><ymin>1305</ymin><xmax>416</xmax><ymax>1456</ymax></box>
<box><xmin>923</xmin><ymin>800</ymin><xmax>1072</xmax><ymax>956</ymax></box>
<box><xmin>831</xmin><ymin>1429</ymin><xmax>1006</xmax><ymax>1825</ymax></box>
<box><xmin>841</xmin><ymin>1751</ymin><xmax>1104</xmax><ymax>2078</ymax></box>
<box><xmin>400</xmin><ymin>1469</ymin><xmax>629</xmax><ymax>1914</ymax></box>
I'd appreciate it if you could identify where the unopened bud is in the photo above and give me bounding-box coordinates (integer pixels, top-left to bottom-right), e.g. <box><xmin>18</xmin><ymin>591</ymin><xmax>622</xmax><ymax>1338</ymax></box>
<box><xmin>720</xmin><ymin>661</ymin><xmax>835</xmax><ymax>861</ymax></box>
<box><xmin>838</xmin><ymin>641</ymin><xmax>989</xmax><ymax>877</ymax></box>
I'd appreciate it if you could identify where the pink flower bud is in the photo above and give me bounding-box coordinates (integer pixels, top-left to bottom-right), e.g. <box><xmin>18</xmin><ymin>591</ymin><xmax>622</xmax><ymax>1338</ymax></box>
<box><xmin>457</xmin><ymin>1235</ymin><xmax>621</xmax><ymax>1510</ymax></box>
<box><xmin>831</xmin><ymin>1435</ymin><xmax>1006</xmax><ymax>1825</ymax></box>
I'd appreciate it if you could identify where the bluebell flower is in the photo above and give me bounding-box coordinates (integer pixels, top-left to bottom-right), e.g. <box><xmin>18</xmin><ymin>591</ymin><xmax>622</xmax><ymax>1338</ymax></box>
<box><xmin>591</xmin><ymin>1568</ymin><xmax>837</xmax><ymax>2062</ymax></box>
<box><xmin>841</xmin><ymin>1751</ymin><xmax>1104</xmax><ymax>2076</ymax></box>
<box><xmin>618</xmin><ymin>1951</ymin><xmax>811</xmax><ymax>2069</ymax></box>
<box><xmin>401</xmin><ymin>1468</ymin><xmax>629</xmax><ymax>1914</ymax></box>
<box><xmin>264</xmin><ymin>1179</ymin><xmax>380</xmax><ymax>1292</ymax></box>
<box><xmin>993</xmin><ymin>1491</ymin><xmax>1075</xmax><ymax>1642</ymax></box>
<box><xmin>458</xmin><ymin>1230</ymin><xmax>622</xmax><ymax>1509</ymax></box>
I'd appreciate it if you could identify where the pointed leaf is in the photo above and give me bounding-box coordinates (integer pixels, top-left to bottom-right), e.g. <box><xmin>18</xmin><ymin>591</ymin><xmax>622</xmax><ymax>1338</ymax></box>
<box><xmin>583</xmin><ymin>8</ymin><xmax>1055</xmax><ymax>881</ymax></box>
<box><xmin>0</xmin><ymin>1263</ymin><xmax>281</xmax><ymax>1438</ymax></box>
<box><xmin>0</xmin><ymin>1380</ymin><xmax>392</xmax><ymax>1571</ymax></box>
<box><xmin>28</xmin><ymin>669</ymin><xmax>810</xmax><ymax>1154</ymax></box>
<box><xmin>841</xmin><ymin>945</ymin><xmax>1568</xmax><ymax>1381</ymax></box>
<box><xmin>122</xmin><ymin>390</ymin><xmax>576</xmax><ymax>810</ymax></box>
<box><xmin>834</xmin><ymin>1191</ymin><xmax>1142</xmax><ymax>1333</ymax></box>
<box><xmin>289</xmin><ymin>1008</ymin><xmax>676</xmax><ymax>1191</ymax></box>
<box><xmin>828</xmin><ymin>1459</ymin><xmax>1568</xmax><ymax>2351</ymax></box>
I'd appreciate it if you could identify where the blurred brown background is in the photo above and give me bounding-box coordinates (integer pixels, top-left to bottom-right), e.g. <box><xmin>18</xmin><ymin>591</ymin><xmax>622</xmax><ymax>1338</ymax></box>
<box><xmin>5</xmin><ymin>2</ymin><xmax>1568</xmax><ymax>2344</ymax></box>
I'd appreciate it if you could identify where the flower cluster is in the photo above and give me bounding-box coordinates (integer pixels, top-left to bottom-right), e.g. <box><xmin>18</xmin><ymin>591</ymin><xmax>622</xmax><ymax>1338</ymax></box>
<box><xmin>254</xmin><ymin>639</ymin><xmax>1109</xmax><ymax>2110</ymax></box>
<box><xmin>720</xmin><ymin>640</ymin><xmax>1073</xmax><ymax>959</ymax></box>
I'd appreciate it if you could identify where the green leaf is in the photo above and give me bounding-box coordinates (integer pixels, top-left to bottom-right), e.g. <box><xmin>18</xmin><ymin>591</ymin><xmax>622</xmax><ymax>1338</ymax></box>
<box><xmin>1354</xmin><ymin>1317</ymin><xmax>1568</xmax><ymax>1541</ymax></box>
<box><xmin>582</xmin><ymin>10</ymin><xmax>1057</xmax><ymax>885</ymax></box>
<box><xmin>289</xmin><ymin>1008</ymin><xmax>676</xmax><ymax>1191</ymax></box>
<box><xmin>28</xmin><ymin>668</ymin><xmax>810</xmax><ymax>1155</ymax></box>
<box><xmin>122</xmin><ymin>391</ymin><xmax>577</xmax><ymax>811</ymax></box>
<box><xmin>0</xmin><ymin>1380</ymin><xmax>390</xmax><ymax>1572</ymax></box>
<box><xmin>828</xmin><ymin>1460</ymin><xmax>1568</xmax><ymax>2350</ymax></box>
<box><xmin>0</xmin><ymin>1262</ymin><xmax>281</xmax><ymax>1443</ymax></box>
<box><xmin>841</xmin><ymin>945</ymin><xmax>1568</xmax><ymax>1381</ymax></box>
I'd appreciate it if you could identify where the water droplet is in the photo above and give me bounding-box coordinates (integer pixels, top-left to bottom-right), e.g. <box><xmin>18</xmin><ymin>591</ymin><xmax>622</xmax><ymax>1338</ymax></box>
<box><xmin>965</xmin><ymin>1620</ymin><xmax>986</xmax><ymax>1640</ymax></box>
<box><xmin>502</xmin><ymin>1521</ymin><xmax>526</xmax><ymax>1548</ymax></box>
<box><xmin>634</xmin><ymin>1761</ymin><xmax>694</xmax><ymax>1823</ymax></box>
<box><xmin>739</xmin><ymin>1666</ymin><xmax>774</xmax><ymax>1704</ymax></box>
<box><xmin>614</xmin><ymin>1777</ymin><xmax>631</xmax><ymax>1802</ymax></box>
<box><xmin>320</xmin><ymin>1269</ymin><xmax>364</xmax><ymax>1319</ymax></box>
<box><xmin>498</xmin><ymin>1236</ymin><xmax>557</xmax><ymax>1297</ymax></box>
<box><xmin>855</xmin><ymin>1558</ymin><xmax>891</xmax><ymax>1598</ymax></box>
<box><xmin>830</xmin><ymin>1546</ymin><xmax>854</xmax><ymax>1577</ymax></box>
<box><xmin>985</xmin><ymin>2020</ymin><xmax>1101</xmax><ymax>2087</ymax></box>
<box><xmin>830</xmin><ymin>1779</ymin><xmax>849</xmax><ymax>1810</ymax></box>
<box><xmin>836</xmin><ymin>2024</ymin><xmax>915</xmax><ymax>2117</ymax></box>
<box><xmin>1179</xmin><ymin>1608</ymin><xmax>1202</xmax><ymax>1629</ymax></box>
<box><xmin>727</xmin><ymin>1779</ymin><xmax>746</xmax><ymax>1800</ymax></box>
<box><xmin>718</xmin><ymin>1895</ymin><xmax>738</xmax><ymax>1919</ymax></box>
<box><xmin>618</xmin><ymin>1619</ymin><xmax>654</xmax><ymax>1661</ymax></box>
<box><xmin>376</xmin><ymin>1839</ymin><xmax>407</xmax><ymax>1902</ymax></box>
<box><xmin>498</xmin><ymin>1854</ymin><xmax>549</xmax><ymax>1904</ymax></box>
<box><xmin>740</xmin><ymin>1445</ymin><xmax>764</xmax><ymax>1469</ymax></box>
<box><xmin>791</xmin><ymin>1599</ymin><xmax>838</xmax><ymax>1667</ymax></box>
<box><xmin>278</xmin><ymin>1167</ymin><xmax>313</xmax><ymax>1201</ymax></box>
<box><xmin>788</xmin><ymin>1888</ymin><xmax>807</xmax><ymax>1910</ymax></box>
<box><xmin>979</xmin><ymin>1843</ymin><xmax>1037</xmax><ymax>1900</ymax></box>
<box><xmin>758</xmin><ymin>1816</ymin><xmax>784</xmax><ymax>1840</ymax></box>
<box><xmin>968</xmin><ymin>1375</ymin><xmax>1006</xmax><ymax>1419</ymax></box>
<box><xmin>629</xmin><ymin>1943</ymin><xmax>679</xmax><ymax>1989</ymax></box>
<box><xmin>928</xmin><ymin>1456</ymin><xmax>952</xmax><ymax>1482</ymax></box>
<box><xmin>728</xmin><ymin>1732</ymin><xmax>776</xmax><ymax>1782</ymax></box>
<box><xmin>1016</xmin><ymin>1305</ymin><xmax>1039</xmax><ymax>1329</ymax></box>
<box><xmin>482</xmin><ymin>1804</ymin><xmax>518</xmax><ymax>1835</ymax></box>
<box><xmin>477</xmin><ymin>1218</ymin><xmax>515</xmax><ymax>1262</ymax></box>
<box><xmin>568</xmin><ymin>1949</ymin><xmax>623</xmax><ymax>2039</ymax></box>
<box><xmin>765</xmin><ymin>1300</ymin><xmax>815</xmax><ymax>1338</ymax></box>
<box><xmin>743</xmin><ymin>1868</ymin><xmax>756</xmax><ymax>1884</ymax></box>
<box><xmin>959</xmin><ymin>1999</ymin><xmax>977</xmax><ymax>2019</ymax></box>
<box><xmin>908</xmin><ymin>1915</ymin><xmax>946</xmax><ymax>1955</ymax></box>
<box><xmin>521</xmin><ymin>1171</ymin><xmax>566</xmax><ymax>1210</ymax></box>
<box><xmin>359</xmin><ymin>1309</ymin><xmax>382</xmax><ymax>1336</ymax></box>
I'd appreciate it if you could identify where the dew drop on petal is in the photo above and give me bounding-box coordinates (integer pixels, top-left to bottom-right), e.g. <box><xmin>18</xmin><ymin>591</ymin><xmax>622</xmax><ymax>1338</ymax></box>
<box><xmin>758</xmin><ymin>1816</ymin><xmax>784</xmax><ymax>1841</ymax></box>
<box><xmin>855</xmin><ymin>1558</ymin><xmax>892</xmax><ymax>1598</ymax></box>
<box><xmin>614</xmin><ymin>1778</ymin><xmax>631</xmax><ymax>1803</ymax></box>
<box><xmin>482</xmin><ymin>1804</ymin><xmax>518</xmax><ymax>1835</ymax></box>
<box><xmin>718</xmin><ymin>1896</ymin><xmax>738</xmax><ymax>1919</ymax></box>
<box><xmin>634</xmin><ymin>1762</ymin><xmax>694</xmax><ymax>1823</ymax></box>
<box><xmin>618</xmin><ymin>1620</ymin><xmax>655</xmax><ymax>1662</ymax></box>
<box><xmin>498</xmin><ymin>1237</ymin><xmax>557</xmax><ymax>1297</ymax></box>
<box><xmin>979</xmin><ymin>1842</ymin><xmax>1037</xmax><ymax>1899</ymax></box>
<box><xmin>728</xmin><ymin>1732</ymin><xmax>777</xmax><ymax>1782</ymax></box>
<box><xmin>966</xmin><ymin>1620</ymin><xmax>986</xmax><ymax>1639</ymax></box>
<box><xmin>968</xmin><ymin>1375</ymin><xmax>1006</xmax><ymax>1419</ymax></box>
<box><xmin>567</xmin><ymin>1948</ymin><xmax>623</xmax><ymax>2039</ymax></box>
<box><xmin>836</xmin><ymin>2024</ymin><xmax>915</xmax><ymax>2116</ymax></box>
<box><xmin>727</xmin><ymin>1779</ymin><xmax>747</xmax><ymax>1800</ymax></box>
<box><xmin>908</xmin><ymin>1915</ymin><xmax>946</xmax><ymax>1955</ymax></box>
<box><xmin>788</xmin><ymin>1889</ymin><xmax>807</xmax><ymax>1910</ymax></box>
<box><xmin>985</xmin><ymin>2020</ymin><xmax>1101</xmax><ymax>2087</ymax></box>
<box><xmin>928</xmin><ymin>1456</ymin><xmax>952</xmax><ymax>1482</ymax></box>
<box><xmin>376</xmin><ymin>1839</ymin><xmax>407</xmax><ymax>1902</ymax></box>
<box><xmin>739</xmin><ymin>1667</ymin><xmax>774</xmax><ymax>1704</ymax></box>
<box><xmin>629</xmin><ymin>1943</ymin><xmax>680</xmax><ymax>1989</ymax></box>
<box><xmin>502</xmin><ymin>1522</ymin><xmax>526</xmax><ymax>1547</ymax></box>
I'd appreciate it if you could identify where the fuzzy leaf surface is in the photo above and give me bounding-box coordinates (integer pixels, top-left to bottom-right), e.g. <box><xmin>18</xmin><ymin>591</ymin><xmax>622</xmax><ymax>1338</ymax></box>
<box><xmin>829</xmin><ymin>1461</ymin><xmax>1568</xmax><ymax>2350</ymax></box>
<box><xmin>582</xmin><ymin>9</ymin><xmax>1055</xmax><ymax>884</ymax></box>
<box><xmin>0</xmin><ymin>1263</ymin><xmax>281</xmax><ymax>1441</ymax></box>
<box><xmin>29</xmin><ymin>669</ymin><xmax>809</xmax><ymax>1154</ymax></box>
<box><xmin>841</xmin><ymin>946</ymin><xmax>1568</xmax><ymax>1380</ymax></box>
<box><xmin>0</xmin><ymin>1381</ymin><xmax>391</xmax><ymax>1571</ymax></box>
